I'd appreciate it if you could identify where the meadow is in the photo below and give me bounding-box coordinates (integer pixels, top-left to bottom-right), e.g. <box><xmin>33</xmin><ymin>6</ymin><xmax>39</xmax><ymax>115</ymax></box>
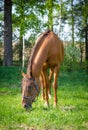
<box><xmin>0</xmin><ymin>66</ymin><xmax>88</xmax><ymax>130</ymax></box>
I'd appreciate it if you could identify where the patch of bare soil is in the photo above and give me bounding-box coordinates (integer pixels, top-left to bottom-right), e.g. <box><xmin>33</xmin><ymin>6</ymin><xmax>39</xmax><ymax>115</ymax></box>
<box><xmin>19</xmin><ymin>124</ymin><xmax>36</xmax><ymax>130</ymax></box>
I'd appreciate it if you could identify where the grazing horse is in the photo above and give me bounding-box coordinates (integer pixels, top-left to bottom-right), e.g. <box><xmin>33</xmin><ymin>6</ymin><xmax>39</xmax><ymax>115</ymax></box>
<box><xmin>22</xmin><ymin>30</ymin><xmax>64</xmax><ymax>109</ymax></box>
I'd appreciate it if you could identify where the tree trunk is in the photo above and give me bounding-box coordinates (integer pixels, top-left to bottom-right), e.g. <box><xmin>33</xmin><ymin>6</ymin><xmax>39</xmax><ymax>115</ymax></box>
<box><xmin>19</xmin><ymin>36</ymin><xmax>23</xmax><ymax>63</ymax></box>
<box><xmin>22</xmin><ymin>35</ymin><xmax>25</xmax><ymax>67</ymax></box>
<box><xmin>85</xmin><ymin>0</ymin><xmax>88</xmax><ymax>62</ymax></box>
<box><xmin>83</xmin><ymin>0</ymin><xmax>88</xmax><ymax>68</ymax></box>
<box><xmin>80</xmin><ymin>43</ymin><xmax>83</xmax><ymax>64</ymax></box>
<box><xmin>48</xmin><ymin>0</ymin><xmax>53</xmax><ymax>31</ymax></box>
<box><xmin>85</xmin><ymin>23</ymin><xmax>88</xmax><ymax>62</ymax></box>
<box><xmin>58</xmin><ymin>0</ymin><xmax>62</xmax><ymax>34</ymax></box>
<box><xmin>71</xmin><ymin>0</ymin><xmax>74</xmax><ymax>46</ymax></box>
<box><xmin>4</xmin><ymin>0</ymin><xmax>12</xmax><ymax>66</ymax></box>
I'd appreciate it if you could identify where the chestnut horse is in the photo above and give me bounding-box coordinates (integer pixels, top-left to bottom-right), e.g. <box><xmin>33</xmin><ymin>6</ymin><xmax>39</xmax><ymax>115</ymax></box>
<box><xmin>22</xmin><ymin>30</ymin><xmax>64</xmax><ymax>109</ymax></box>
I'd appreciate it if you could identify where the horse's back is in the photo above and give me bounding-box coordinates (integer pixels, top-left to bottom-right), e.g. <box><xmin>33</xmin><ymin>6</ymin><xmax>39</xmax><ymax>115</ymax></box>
<box><xmin>32</xmin><ymin>31</ymin><xmax>64</xmax><ymax>77</ymax></box>
<box><xmin>45</xmin><ymin>31</ymin><xmax>64</xmax><ymax>66</ymax></box>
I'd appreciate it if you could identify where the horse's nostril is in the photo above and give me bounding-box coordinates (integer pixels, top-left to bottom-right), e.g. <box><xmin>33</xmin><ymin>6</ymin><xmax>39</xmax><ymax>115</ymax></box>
<box><xmin>24</xmin><ymin>104</ymin><xmax>28</xmax><ymax>108</ymax></box>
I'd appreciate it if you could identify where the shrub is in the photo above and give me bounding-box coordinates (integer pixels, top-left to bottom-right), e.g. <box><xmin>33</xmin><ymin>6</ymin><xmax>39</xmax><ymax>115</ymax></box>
<box><xmin>62</xmin><ymin>43</ymin><xmax>81</xmax><ymax>70</ymax></box>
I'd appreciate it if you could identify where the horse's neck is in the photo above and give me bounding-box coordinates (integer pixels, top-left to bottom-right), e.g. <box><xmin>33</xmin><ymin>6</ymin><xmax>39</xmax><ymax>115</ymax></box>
<box><xmin>27</xmin><ymin>33</ymin><xmax>50</xmax><ymax>78</ymax></box>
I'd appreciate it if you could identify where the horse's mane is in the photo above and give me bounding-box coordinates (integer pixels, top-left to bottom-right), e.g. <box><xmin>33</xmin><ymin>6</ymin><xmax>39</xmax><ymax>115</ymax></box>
<box><xmin>28</xmin><ymin>30</ymin><xmax>51</xmax><ymax>76</ymax></box>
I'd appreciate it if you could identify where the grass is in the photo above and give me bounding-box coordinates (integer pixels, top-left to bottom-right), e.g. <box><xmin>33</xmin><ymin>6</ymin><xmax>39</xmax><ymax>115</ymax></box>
<box><xmin>0</xmin><ymin>66</ymin><xmax>88</xmax><ymax>130</ymax></box>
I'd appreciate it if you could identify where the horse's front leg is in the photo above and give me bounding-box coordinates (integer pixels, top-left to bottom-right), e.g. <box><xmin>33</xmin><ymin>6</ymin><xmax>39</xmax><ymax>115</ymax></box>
<box><xmin>40</xmin><ymin>71</ymin><xmax>46</xmax><ymax>100</ymax></box>
<box><xmin>53</xmin><ymin>65</ymin><xmax>60</xmax><ymax>107</ymax></box>
<box><xmin>42</xmin><ymin>68</ymin><xmax>50</xmax><ymax>107</ymax></box>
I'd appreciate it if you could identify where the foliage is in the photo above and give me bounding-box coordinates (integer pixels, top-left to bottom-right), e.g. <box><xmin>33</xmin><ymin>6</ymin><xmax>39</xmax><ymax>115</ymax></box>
<box><xmin>12</xmin><ymin>0</ymin><xmax>45</xmax><ymax>40</ymax></box>
<box><xmin>0</xmin><ymin>0</ymin><xmax>88</xmax><ymax>67</ymax></box>
<box><xmin>63</xmin><ymin>43</ymin><xmax>81</xmax><ymax>70</ymax></box>
<box><xmin>0</xmin><ymin>66</ymin><xmax>88</xmax><ymax>130</ymax></box>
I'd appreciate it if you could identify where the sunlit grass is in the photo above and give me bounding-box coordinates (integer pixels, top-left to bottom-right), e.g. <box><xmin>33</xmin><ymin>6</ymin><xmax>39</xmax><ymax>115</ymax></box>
<box><xmin>0</xmin><ymin>66</ymin><xmax>88</xmax><ymax>130</ymax></box>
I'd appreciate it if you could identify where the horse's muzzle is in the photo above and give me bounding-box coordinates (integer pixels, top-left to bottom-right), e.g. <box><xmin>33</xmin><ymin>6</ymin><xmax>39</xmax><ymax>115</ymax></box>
<box><xmin>23</xmin><ymin>103</ymin><xmax>32</xmax><ymax>110</ymax></box>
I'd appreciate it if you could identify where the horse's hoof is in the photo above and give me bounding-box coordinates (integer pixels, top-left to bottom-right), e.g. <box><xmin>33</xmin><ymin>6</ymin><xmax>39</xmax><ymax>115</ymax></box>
<box><xmin>44</xmin><ymin>102</ymin><xmax>49</xmax><ymax>108</ymax></box>
<box><xmin>48</xmin><ymin>94</ymin><xmax>51</xmax><ymax>99</ymax></box>
<box><xmin>53</xmin><ymin>103</ymin><xmax>57</xmax><ymax>108</ymax></box>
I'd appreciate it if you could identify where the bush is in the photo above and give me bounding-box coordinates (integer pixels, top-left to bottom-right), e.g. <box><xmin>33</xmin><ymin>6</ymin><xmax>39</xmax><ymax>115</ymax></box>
<box><xmin>62</xmin><ymin>44</ymin><xmax>81</xmax><ymax>71</ymax></box>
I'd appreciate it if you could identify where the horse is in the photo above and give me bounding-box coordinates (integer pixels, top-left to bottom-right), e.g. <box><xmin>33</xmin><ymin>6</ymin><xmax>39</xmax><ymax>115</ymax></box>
<box><xmin>22</xmin><ymin>30</ymin><xmax>64</xmax><ymax>109</ymax></box>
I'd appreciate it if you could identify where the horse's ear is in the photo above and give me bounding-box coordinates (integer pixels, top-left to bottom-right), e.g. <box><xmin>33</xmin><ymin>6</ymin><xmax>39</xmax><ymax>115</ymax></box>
<box><xmin>21</xmin><ymin>71</ymin><xmax>26</xmax><ymax>77</ymax></box>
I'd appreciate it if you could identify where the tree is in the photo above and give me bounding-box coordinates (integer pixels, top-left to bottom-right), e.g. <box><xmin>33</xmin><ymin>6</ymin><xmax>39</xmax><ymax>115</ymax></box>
<box><xmin>71</xmin><ymin>0</ymin><xmax>74</xmax><ymax>45</ymax></box>
<box><xmin>13</xmin><ymin>0</ymin><xmax>43</xmax><ymax>64</ymax></box>
<box><xmin>0</xmin><ymin>0</ymin><xmax>4</xmax><ymax>42</ymax></box>
<box><xmin>83</xmin><ymin>0</ymin><xmax>88</xmax><ymax>63</ymax></box>
<box><xmin>4</xmin><ymin>0</ymin><xmax>12</xmax><ymax>66</ymax></box>
<box><xmin>45</xmin><ymin>0</ymin><xmax>63</xmax><ymax>33</ymax></box>
<box><xmin>74</xmin><ymin>0</ymin><xmax>88</xmax><ymax>63</ymax></box>
<box><xmin>46</xmin><ymin>0</ymin><xmax>53</xmax><ymax>30</ymax></box>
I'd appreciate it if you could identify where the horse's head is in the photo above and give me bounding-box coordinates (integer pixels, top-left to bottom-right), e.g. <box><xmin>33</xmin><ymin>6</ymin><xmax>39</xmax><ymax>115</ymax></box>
<box><xmin>22</xmin><ymin>72</ymin><xmax>39</xmax><ymax>110</ymax></box>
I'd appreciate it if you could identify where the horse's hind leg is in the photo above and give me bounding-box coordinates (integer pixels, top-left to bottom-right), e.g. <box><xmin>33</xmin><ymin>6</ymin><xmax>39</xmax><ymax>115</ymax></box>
<box><xmin>48</xmin><ymin>69</ymin><xmax>53</xmax><ymax>99</ymax></box>
<box><xmin>53</xmin><ymin>65</ymin><xmax>60</xmax><ymax>107</ymax></box>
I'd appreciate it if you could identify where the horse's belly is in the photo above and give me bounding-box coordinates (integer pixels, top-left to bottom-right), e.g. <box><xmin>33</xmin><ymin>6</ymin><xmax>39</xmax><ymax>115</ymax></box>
<box><xmin>45</xmin><ymin>57</ymin><xmax>59</xmax><ymax>68</ymax></box>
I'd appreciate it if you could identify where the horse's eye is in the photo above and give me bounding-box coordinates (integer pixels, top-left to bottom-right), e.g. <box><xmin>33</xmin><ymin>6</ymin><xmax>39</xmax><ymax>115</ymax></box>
<box><xmin>28</xmin><ymin>86</ymin><xmax>32</xmax><ymax>92</ymax></box>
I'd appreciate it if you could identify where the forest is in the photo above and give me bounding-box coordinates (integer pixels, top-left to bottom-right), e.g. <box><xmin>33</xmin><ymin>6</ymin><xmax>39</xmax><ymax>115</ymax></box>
<box><xmin>0</xmin><ymin>0</ymin><xmax>88</xmax><ymax>130</ymax></box>
<box><xmin>0</xmin><ymin>0</ymin><xmax>88</xmax><ymax>69</ymax></box>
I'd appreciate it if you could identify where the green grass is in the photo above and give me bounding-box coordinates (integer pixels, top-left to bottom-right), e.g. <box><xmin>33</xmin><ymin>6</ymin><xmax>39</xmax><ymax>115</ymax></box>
<box><xmin>0</xmin><ymin>66</ymin><xmax>88</xmax><ymax>130</ymax></box>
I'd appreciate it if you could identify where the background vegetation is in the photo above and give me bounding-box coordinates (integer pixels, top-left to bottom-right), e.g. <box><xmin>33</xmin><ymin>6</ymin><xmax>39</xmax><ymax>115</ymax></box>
<box><xmin>0</xmin><ymin>0</ymin><xmax>88</xmax><ymax>68</ymax></box>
